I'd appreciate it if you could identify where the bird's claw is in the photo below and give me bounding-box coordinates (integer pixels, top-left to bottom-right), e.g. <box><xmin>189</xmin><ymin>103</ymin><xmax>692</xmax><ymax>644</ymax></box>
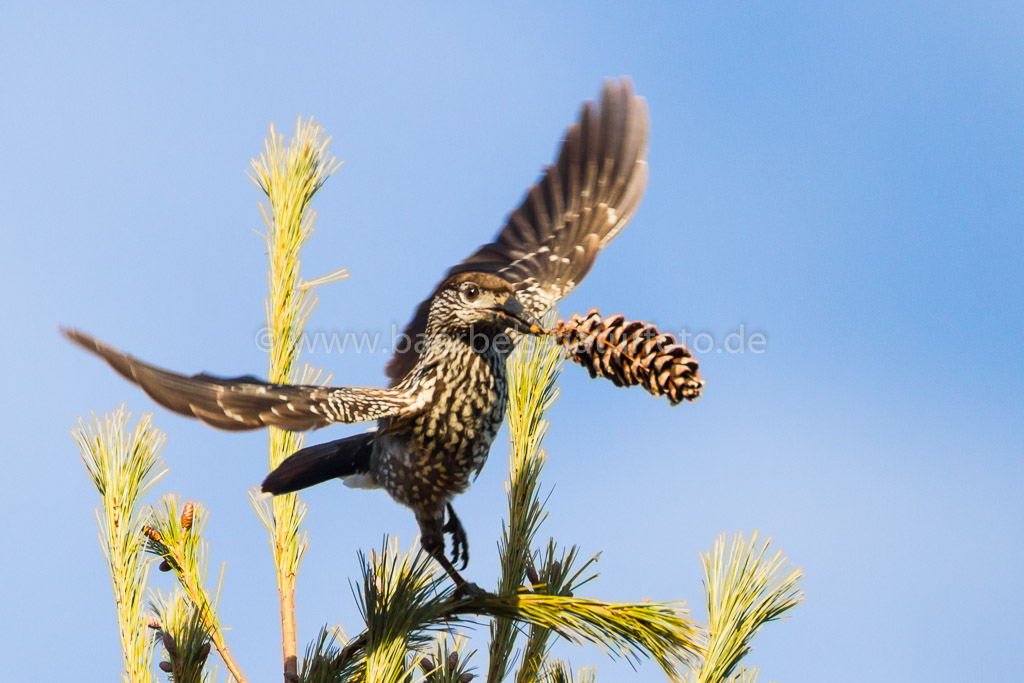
<box><xmin>442</xmin><ymin>505</ymin><xmax>469</xmax><ymax>570</ymax></box>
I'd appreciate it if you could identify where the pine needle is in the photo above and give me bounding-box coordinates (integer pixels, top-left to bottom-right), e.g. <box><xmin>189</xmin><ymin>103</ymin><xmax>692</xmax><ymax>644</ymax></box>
<box><xmin>297</xmin><ymin>626</ymin><xmax>360</xmax><ymax>683</ymax></box>
<box><xmin>540</xmin><ymin>660</ymin><xmax>597</xmax><ymax>683</ymax></box>
<box><xmin>142</xmin><ymin>495</ymin><xmax>247</xmax><ymax>682</ymax></box>
<box><xmin>490</xmin><ymin>310</ymin><xmax>564</xmax><ymax>681</ymax></box>
<box><xmin>248</xmin><ymin>114</ymin><xmax>343</xmax><ymax>678</ymax></box>
<box><xmin>325</xmin><ymin>537</ymin><xmax>703</xmax><ymax>683</ymax></box>
<box><xmin>149</xmin><ymin>588</ymin><xmax>219</xmax><ymax>683</ymax></box>
<box><xmin>724</xmin><ymin>667</ymin><xmax>761</xmax><ymax>683</ymax></box>
<box><xmin>515</xmin><ymin>542</ymin><xmax>599</xmax><ymax>683</ymax></box>
<box><xmin>417</xmin><ymin>633</ymin><xmax>476</xmax><ymax>683</ymax></box>
<box><xmin>357</xmin><ymin>538</ymin><xmax>447</xmax><ymax>683</ymax></box>
<box><xmin>466</xmin><ymin>593</ymin><xmax>704</xmax><ymax>682</ymax></box>
<box><xmin>692</xmin><ymin>531</ymin><xmax>804</xmax><ymax>683</ymax></box>
<box><xmin>73</xmin><ymin>405</ymin><xmax>167</xmax><ymax>683</ymax></box>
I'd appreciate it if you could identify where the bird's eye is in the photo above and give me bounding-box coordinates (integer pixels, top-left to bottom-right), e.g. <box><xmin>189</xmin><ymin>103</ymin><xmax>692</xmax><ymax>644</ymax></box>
<box><xmin>462</xmin><ymin>283</ymin><xmax>480</xmax><ymax>301</ymax></box>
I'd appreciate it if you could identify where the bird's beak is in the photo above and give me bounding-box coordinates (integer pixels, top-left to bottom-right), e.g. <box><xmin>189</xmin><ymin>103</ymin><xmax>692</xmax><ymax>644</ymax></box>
<box><xmin>496</xmin><ymin>295</ymin><xmax>545</xmax><ymax>335</ymax></box>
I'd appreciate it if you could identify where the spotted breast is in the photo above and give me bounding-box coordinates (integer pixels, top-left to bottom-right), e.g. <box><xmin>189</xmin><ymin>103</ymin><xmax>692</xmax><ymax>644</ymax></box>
<box><xmin>372</xmin><ymin>333</ymin><xmax>510</xmax><ymax>512</ymax></box>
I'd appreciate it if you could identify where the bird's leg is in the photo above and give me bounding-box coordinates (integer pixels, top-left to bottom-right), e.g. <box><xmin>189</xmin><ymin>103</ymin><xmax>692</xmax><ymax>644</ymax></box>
<box><xmin>442</xmin><ymin>502</ymin><xmax>470</xmax><ymax>569</ymax></box>
<box><xmin>418</xmin><ymin>509</ymin><xmax>487</xmax><ymax>599</ymax></box>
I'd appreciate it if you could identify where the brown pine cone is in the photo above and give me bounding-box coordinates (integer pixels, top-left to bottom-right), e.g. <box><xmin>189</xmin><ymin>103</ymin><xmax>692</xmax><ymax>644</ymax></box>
<box><xmin>161</xmin><ymin>631</ymin><xmax>177</xmax><ymax>657</ymax></box>
<box><xmin>180</xmin><ymin>500</ymin><xmax>195</xmax><ymax>531</ymax></box>
<box><xmin>525</xmin><ymin>561</ymin><xmax>541</xmax><ymax>587</ymax></box>
<box><xmin>420</xmin><ymin>658</ymin><xmax>436</xmax><ymax>677</ymax></box>
<box><xmin>553</xmin><ymin>308</ymin><xmax>704</xmax><ymax>405</ymax></box>
<box><xmin>143</xmin><ymin>526</ymin><xmax>163</xmax><ymax>543</ymax></box>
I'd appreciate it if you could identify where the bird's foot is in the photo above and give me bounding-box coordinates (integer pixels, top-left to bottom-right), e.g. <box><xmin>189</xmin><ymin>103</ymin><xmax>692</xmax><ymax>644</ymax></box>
<box><xmin>442</xmin><ymin>503</ymin><xmax>470</xmax><ymax>570</ymax></box>
<box><xmin>452</xmin><ymin>580</ymin><xmax>490</xmax><ymax>601</ymax></box>
<box><xmin>420</xmin><ymin>505</ymin><xmax>486</xmax><ymax>598</ymax></box>
<box><xmin>427</xmin><ymin>545</ymin><xmax>490</xmax><ymax>600</ymax></box>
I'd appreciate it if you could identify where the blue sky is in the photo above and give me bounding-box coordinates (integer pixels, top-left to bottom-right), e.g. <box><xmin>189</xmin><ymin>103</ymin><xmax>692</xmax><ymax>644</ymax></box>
<box><xmin>2</xmin><ymin>2</ymin><xmax>1022</xmax><ymax>681</ymax></box>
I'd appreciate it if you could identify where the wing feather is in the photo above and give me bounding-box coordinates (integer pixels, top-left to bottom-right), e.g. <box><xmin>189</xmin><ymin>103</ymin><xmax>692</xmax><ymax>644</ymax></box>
<box><xmin>65</xmin><ymin>329</ymin><xmax>417</xmax><ymax>431</ymax></box>
<box><xmin>386</xmin><ymin>78</ymin><xmax>649</xmax><ymax>383</ymax></box>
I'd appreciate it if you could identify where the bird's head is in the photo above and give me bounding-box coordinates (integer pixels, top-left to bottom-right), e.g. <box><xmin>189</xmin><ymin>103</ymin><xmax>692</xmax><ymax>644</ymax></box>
<box><xmin>430</xmin><ymin>272</ymin><xmax>544</xmax><ymax>337</ymax></box>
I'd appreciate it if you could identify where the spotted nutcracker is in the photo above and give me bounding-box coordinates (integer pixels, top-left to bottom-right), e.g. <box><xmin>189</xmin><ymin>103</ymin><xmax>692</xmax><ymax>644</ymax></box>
<box><xmin>64</xmin><ymin>79</ymin><xmax>649</xmax><ymax>594</ymax></box>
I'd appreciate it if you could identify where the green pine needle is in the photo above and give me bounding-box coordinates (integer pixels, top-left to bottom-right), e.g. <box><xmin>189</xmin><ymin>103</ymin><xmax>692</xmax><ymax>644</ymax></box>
<box><xmin>142</xmin><ymin>494</ymin><xmax>246</xmax><ymax>682</ymax></box>
<box><xmin>73</xmin><ymin>405</ymin><xmax>168</xmax><ymax>683</ymax></box>
<box><xmin>540</xmin><ymin>660</ymin><xmax>597</xmax><ymax>683</ymax></box>
<box><xmin>467</xmin><ymin>592</ymin><xmax>704</xmax><ymax>682</ymax></box>
<box><xmin>248</xmin><ymin>115</ymin><xmax>344</xmax><ymax>678</ymax></box>
<box><xmin>515</xmin><ymin>541</ymin><xmax>599</xmax><ymax>683</ymax></box>
<box><xmin>356</xmin><ymin>538</ymin><xmax>450</xmax><ymax>683</ymax></box>
<box><xmin>313</xmin><ymin>537</ymin><xmax>704</xmax><ymax>683</ymax></box>
<box><xmin>149</xmin><ymin>588</ymin><xmax>219</xmax><ymax>683</ymax></box>
<box><xmin>490</xmin><ymin>311</ymin><xmax>564</xmax><ymax>681</ymax></box>
<box><xmin>417</xmin><ymin>634</ymin><xmax>476</xmax><ymax>683</ymax></box>
<box><xmin>297</xmin><ymin>626</ymin><xmax>360</xmax><ymax>683</ymax></box>
<box><xmin>693</xmin><ymin>531</ymin><xmax>804</xmax><ymax>683</ymax></box>
<box><xmin>725</xmin><ymin>666</ymin><xmax>761</xmax><ymax>683</ymax></box>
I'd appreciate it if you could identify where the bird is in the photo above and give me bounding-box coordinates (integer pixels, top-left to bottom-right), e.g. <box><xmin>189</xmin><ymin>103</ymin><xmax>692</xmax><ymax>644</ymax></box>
<box><xmin>64</xmin><ymin>78</ymin><xmax>650</xmax><ymax>594</ymax></box>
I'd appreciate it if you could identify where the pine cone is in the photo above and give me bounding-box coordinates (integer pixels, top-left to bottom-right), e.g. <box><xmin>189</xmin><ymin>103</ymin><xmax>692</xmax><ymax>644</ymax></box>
<box><xmin>143</xmin><ymin>526</ymin><xmax>163</xmax><ymax>543</ymax></box>
<box><xmin>162</xmin><ymin>631</ymin><xmax>177</xmax><ymax>657</ymax></box>
<box><xmin>553</xmin><ymin>309</ymin><xmax>704</xmax><ymax>405</ymax></box>
<box><xmin>180</xmin><ymin>500</ymin><xmax>195</xmax><ymax>531</ymax></box>
<box><xmin>525</xmin><ymin>561</ymin><xmax>541</xmax><ymax>587</ymax></box>
<box><xmin>420</xmin><ymin>658</ymin><xmax>436</xmax><ymax>677</ymax></box>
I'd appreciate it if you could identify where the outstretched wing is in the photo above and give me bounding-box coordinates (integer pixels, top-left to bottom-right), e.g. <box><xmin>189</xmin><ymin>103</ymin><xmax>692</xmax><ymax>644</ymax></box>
<box><xmin>386</xmin><ymin>78</ymin><xmax>649</xmax><ymax>383</ymax></box>
<box><xmin>65</xmin><ymin>329</ymin><xmax>419</xmax><ymax>431</ymax></box>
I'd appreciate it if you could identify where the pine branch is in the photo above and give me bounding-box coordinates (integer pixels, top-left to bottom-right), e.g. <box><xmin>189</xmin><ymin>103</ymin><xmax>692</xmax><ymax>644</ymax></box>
<box><xmin>489</xmin><ymin>311</ymin><xmax>565</xmax><ymax>682</ymax></box>
<box><xmin>691</xmin><ymin>531</ymin><xmax>804</xmax><ymax>683</ymax></box>
<box><xmin>248</xmin><ymin>115</ymin><xmax>345</xmax><ymax>681</ymax></box>
<box><xmin>149</xmin><ymin>588</ymin><xmax>218</xmax><ymax>683</ymax></box>
<box><xmin>143</xmin><ymin>495</ymin><xmax>247</xmax><ymax>683</ymax></box>
<box><xmin>515</xmin><ymin>542</ymin><xmax>599</xmax><ymax>683</ymax></box>
<box><xmin>315</xmin><ymin>538</ymin><xmax>703</xmax><ymax>683</ymax></box>
<box><xmin>296</xmin><ymin>626</ymin><xmax>360</xmax><ymax>683</ymax></box>
<box><xmin>724</xmin><ymin>667</ymin><xmax>760</xmax><ymax>683</ymax></box>
<box><xmin>468</xmin><ymin>593</ymin><xmax>703</xmax><ymax>682</ymax></box>
<box><xmin>73</xmin><ymin>405</ymin><xmax>168</xmax><ymax>683</ymax></box>
<box><xmin>418</xmin><ymin>634</ymin><xmax>476</xmax><ymax>683</ymax></box>
<box><xmin>540</xmin><ymin>660</ymin><xmax>597</xmax><ymax>683</ymax></box>
<box><xmin>357</xmin><ymin>538</ymin><xmax>445</xmax><ymax>683</ymax></box>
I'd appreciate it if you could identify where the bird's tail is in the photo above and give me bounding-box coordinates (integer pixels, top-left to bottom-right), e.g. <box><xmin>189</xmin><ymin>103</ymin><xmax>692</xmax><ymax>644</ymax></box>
<box><xmin>262</xmin><ymin>433</ymin><xmax>373</xmax><ymax>495</ymax></box>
